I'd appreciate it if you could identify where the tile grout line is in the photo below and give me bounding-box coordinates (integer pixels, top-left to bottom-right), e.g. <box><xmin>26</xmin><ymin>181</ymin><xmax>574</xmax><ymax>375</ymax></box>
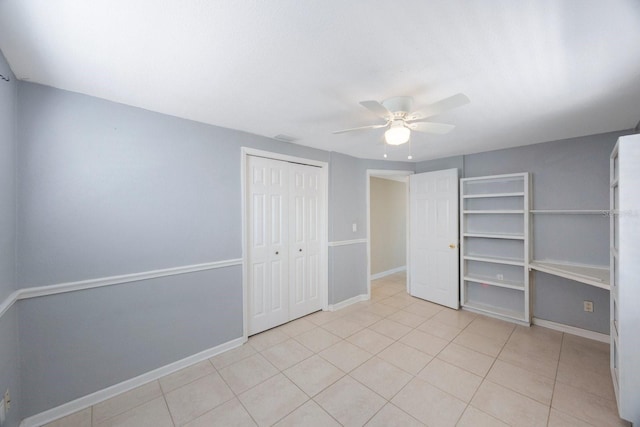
<box><xmin>159</xmin><ymin>390</ymin><xmax>177</xmax><ymax>427</ymax></box>
<box><xmin>324</xmin><ymin>293</ymin><xmax>471</xmax><ymax>424</ymax></box>
<box><xmin>476</xmin><ymin>329</ymin><xmax>560</xmax><ymax>412</ymax></box>
<box><xmin>427</xmin><ymin>315</ymin><xmax>504</xmax><ymax>422</ymax></box>
<box><xmin>90</xmin><ymin>380</ymin><xmax>165</xmax><ymax>426</ymax></box>
<box><xmin>359</xmin><ymin>286</ymin><xmax>488</xmax><ymax>424</ymax></box>
<box><xmin>164</xmin><ymin>358</ymin><xmax>242</xmax><ymax>426</ymax></box>
<box><xmin>306</xmin><ymin>293</ymin><xmax>423</xmax><ymax>423</ymax></box>
<box><xmin>265</xmin><ymin>377</ymin><xmax>311</xmax><ymax>427</ymax></box>
<box><xmin>545</xmin><ymin>333</ymin><xmax>605</xmax><ymax>427</ymax></box>
<box><xmin>546</xmin><ymin>332</ymin><xmax>564</xmax><ymax>427</ymax></box>
<box><xmin>457</xmin><ymin>321</ymin><xmax>518</xmax><ymax>426</ymax></box>
<box><xmin>213</xmin><ymin>356</ymin><xmax>261</xmax><ymax>427</ymax></box>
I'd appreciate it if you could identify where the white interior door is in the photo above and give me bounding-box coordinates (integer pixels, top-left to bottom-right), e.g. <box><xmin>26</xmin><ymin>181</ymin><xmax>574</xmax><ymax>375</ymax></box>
<box><xmin>289</xmin><ymin>163</ymin><xmax>323</xmax><ymax>319</ymax></box>
<box><xmin>248</xmin><ymin>156</ymin><xmax>289</xmax><ymax>334</ymax></box>
<box><xmin>409</xmin><ymin>168</ymin><xmax>460</xmax><ymax>309</ymax></box>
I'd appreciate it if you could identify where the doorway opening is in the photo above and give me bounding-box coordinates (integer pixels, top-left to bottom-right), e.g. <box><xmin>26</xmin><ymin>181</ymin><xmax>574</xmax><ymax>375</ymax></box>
<box><xmin>366</xmin><ymin>170</ymin><xmax>413</xmax><ymax>299</ymax></box>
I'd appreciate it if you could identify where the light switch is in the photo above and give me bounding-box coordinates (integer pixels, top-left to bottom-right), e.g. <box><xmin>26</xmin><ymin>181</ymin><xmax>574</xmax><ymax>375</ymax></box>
<box><xmin>352</xmin><ymin>223</ymin><xmax>357</xmax><ymax>232</ymax></box>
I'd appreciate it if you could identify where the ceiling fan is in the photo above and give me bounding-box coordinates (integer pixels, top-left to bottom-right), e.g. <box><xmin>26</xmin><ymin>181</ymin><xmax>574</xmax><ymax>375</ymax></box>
<box><xmin>333</xmin><ymin>93</ymin><xmax>470</xmax><ymax>146</ymax></box>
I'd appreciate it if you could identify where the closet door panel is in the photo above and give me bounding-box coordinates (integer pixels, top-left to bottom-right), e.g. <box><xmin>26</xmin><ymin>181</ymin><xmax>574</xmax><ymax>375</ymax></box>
<box><xmin>289</xmin><ymin>163</ymin><xmax>323</xmax><ymax>319</ymax></box>
<box><xmin>248</xmin><ymin>156</ymin><xmax>289</xmax><ymax>335</ymax></box>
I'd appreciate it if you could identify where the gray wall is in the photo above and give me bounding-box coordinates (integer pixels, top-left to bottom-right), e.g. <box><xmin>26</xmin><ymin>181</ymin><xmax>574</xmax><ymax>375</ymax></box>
<box><xmin>534</xmin><ymin>272</ymin><xmax>609</xmax><ymax>333</ymax></box>
<box><xmin>14</xmin><ymin>82</ymin><xmax>331</xmax><ymax>417</ymax></box>
<box><xmin>19</xmin><ymin>267</ymin><xmax>242</xmax><ymax>415</ymax></box>
<box><xmin>17</xmin><ymin>83</ymin><xmax>329</xmax><ymax>286</ymax></box>
<box><xmin>0</xmin><ymin>52</ymin><xmax>21</xmax><ymax>427</ymax></box>
<box><xmin>0</xmin><ymin>308</ymin><xmax>20</xmax><ymax>427</ymax></box>
<box><xmin>328</xmin><ymin>153</ymin><xmax>413</xmax><ymax>303</ymax></box>
<box><xmin>416</xmin><ymin>131</ymin><xmax>629</xmax><ymax>333</ymax></box>
<box><xmin>15</xmin><ymin>82</ymin><xmax>412</xmax><ymax>418</ymax></box>
<box><xmin>415</xmin><ymin>155</ymin><xmax>463</xmax><ymax>174</ymax></box>
<box><xmin>0</xmin><ymin>51</ymin><xmax>16</xmax><ymax>301</ymax></box>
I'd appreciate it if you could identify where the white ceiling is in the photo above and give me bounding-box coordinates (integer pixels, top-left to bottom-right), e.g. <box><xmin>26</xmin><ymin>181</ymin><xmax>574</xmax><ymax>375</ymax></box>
<box><xmin>1</xmin><ymin>1</ymin><xmax>639</xmax><ymax>162</ymax></box>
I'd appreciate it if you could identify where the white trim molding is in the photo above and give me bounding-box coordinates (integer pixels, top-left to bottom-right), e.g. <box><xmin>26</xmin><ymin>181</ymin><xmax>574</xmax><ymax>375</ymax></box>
<box><xmin>0</xmin><ymin>259</ymin><xmax>242</xmax><ymax>321</ymax></box>
<box><xmin>532</xmin><ymin>317</ymin><xmax>609</xmax><ymax>343</ymax></box>
<box><xmin>327</xmin><ymin>294</ymin><xmax>369</xmax><ymax>311</ymax></box>
<box><xmin>370</xmin><ymin>266</ymin><xmax>406</xmax><ymax>280</ymax></box>
<box><xmin>328</xmin><ymin>238</ymin><xmax>368</xmax><ymax>247</ymax></box>
<box><xmin>0</xmin><ymin>290</ymin><xmax>20</xmax><ymax>318</ymax></box>
<box><xmin>20</xmin><ymin>336</ymin><xmax>246</xmax><ymax>427</ymax></box>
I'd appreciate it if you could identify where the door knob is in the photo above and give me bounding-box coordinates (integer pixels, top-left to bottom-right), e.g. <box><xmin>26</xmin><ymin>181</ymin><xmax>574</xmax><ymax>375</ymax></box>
<box><xmin>449</xmin><ymin>244</ymin><xmax>457</xmax><ymax>249</ymax></box>
<box><xmin>299</xmin><ymin>249</ymin><xmax>303</xmax><ymax>252</ymax></box>
<box><xmin>275</xmin><ymin>251</ymin><xmax>279</xmax><ymax>255</ymax></box>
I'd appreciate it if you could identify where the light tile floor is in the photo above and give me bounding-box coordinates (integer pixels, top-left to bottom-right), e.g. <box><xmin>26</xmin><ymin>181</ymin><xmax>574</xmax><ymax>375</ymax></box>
<box><xmin>45</xmin><ymin>272</ymin><xmax>629</xmax><ymax>427</ymax></box>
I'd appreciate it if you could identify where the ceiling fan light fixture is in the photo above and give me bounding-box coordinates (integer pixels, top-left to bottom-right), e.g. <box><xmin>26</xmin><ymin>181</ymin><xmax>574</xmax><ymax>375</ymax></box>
<box><xmin>384</xmin><ymin>121</ymin><xmax>411</xmax><ymax>145</ymax></box>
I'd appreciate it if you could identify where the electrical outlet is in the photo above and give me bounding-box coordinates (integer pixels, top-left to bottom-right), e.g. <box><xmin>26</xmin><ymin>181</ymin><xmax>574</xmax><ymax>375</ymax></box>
<box><xmin>352</xmin><ymin>223</ymin><xmax>357</xmax><ymax>232</ymax></box>
<box><xmin>584</xmin><ymin>300</ymin><xmax>594</xmax><ymax>312</ymax></box>
<box><xmin>496</xmin><ymin>273</ymin><xmax>504</xmax><ymax>281</ymax></box>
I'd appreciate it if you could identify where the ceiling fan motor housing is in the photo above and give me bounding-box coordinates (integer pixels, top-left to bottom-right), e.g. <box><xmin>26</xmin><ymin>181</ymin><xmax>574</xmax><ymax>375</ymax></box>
<box><xmin>382</xmin><ymin>96</ymin><xmax>413</xmax><ymax>118</ymax></box>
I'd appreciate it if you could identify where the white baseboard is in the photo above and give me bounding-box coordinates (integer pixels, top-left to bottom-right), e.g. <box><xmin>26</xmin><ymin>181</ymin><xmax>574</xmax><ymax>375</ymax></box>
<box><xmin>327</xmin><ymin>294</ymin><xmax>369</xmax><ymax>311</ymax></box>
<box><xmin>532</xmin><ymin>317</ymin><xmax>609</xmax><ymax>343</ymax></box>
<box><xmin>20</xmin><ymin>336</ymin><xmax>246</xmax><ymax>427</ymax></box>
<box><xmin>370</xmin><ymin>266</ymin><xmax>406</xmax><ymax>280</ymax></box>
<box><xmin>461</xmin><ymin>306</ymin><xmax>531</xmax><ymax>327</ymax></box>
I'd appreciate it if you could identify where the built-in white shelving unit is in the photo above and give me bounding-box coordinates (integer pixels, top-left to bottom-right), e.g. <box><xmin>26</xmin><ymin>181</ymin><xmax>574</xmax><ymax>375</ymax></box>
<box><xmin>609</xmin><ymin>135</ymin><xmax>640</xmax><ymax>425</ymax></box>
<box><xmin>528</xmin><ymin>206</ymin><xmax>610</xmax><ymax>289</ymax></box>
<box><xmin>460</xmin><ymin>173</ymin><xmax>530</xmax><ymax>324</ymax></box>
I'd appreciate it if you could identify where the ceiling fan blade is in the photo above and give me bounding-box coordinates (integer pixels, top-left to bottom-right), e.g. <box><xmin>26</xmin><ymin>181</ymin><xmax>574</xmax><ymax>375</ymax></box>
<box><xmin>332</xmin><ymin>123</ymin><xmax>388</xmax><ymax>134</ymax></box>
<box><xmin>407</xmin><ymin>121</ymin><xmax>455</xmax><ymax>134</ymax></box>
<box><xmin>359</xmin><ymin>100</ymin><xmax>394</xmax><ymax>120</ymax></box>
<box><xmin>406</xmin><ymin>93</ymin><xmax>470</xmax><ymax>121</ymax></box>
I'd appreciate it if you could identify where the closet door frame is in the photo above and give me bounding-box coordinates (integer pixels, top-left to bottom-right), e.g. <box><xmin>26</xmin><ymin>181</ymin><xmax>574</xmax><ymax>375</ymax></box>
<box><xmin>241</xmin><ymin>147</ymin><xmax>329</xmax><ymax>340</ymax></box>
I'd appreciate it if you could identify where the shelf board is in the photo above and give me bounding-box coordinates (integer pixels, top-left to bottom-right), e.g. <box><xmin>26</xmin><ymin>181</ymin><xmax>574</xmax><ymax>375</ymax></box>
<box><xmin>462</xmin><ymin>173</ymin><xmax>526</xmax><ymax>183</ymax></box>
<box><xmin>464</xmin><ymin>210</ymin><xmax>524</xmax><ymax>214</ymax></box>
<box><xmin>530</xmin><ymin>210</ymin><xmax>606</xmax><ymax>215</ymax></box>
<box><xmin>462</xmin><ymin>300</ymin><xmax>526</xmax><ymax>322</ymax></box>
<box><xmin>464</xmin><ymin>275</ymin><xmax>525</xmax><ymax>291</ymax></box>
<box><xmin>463</xmin><ymin>232</ymin><xmax>524</xmax><ymax>240</ymax></box>
<box><xmin>529</xmin><ymin>260</ymin><xmax>610</xmax><ymax>290</ymax></box>
<box><xmin>463</xmin><ymin>192</ymin><xmax>524</xmax><ymax>199</ymax></box>
<box><xmin>463</xmin><ymin>255</ymin><xmax>525</xmax><ymax>266</ymax></box>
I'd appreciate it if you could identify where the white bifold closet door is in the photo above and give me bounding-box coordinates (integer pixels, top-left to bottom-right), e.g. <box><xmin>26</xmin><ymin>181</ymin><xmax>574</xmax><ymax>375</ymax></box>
<box><xmin>248</xmin><ymin>156</ymin><xmax>323</xmax><ymax>335</ymax></box>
